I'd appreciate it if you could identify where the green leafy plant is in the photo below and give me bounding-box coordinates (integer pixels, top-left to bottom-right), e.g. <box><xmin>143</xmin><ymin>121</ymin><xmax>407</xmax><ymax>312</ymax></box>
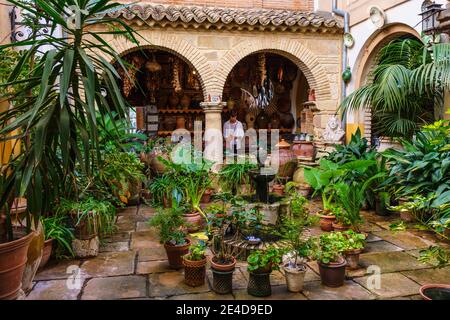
<box><xmin>285</xmin><ymin>182</ymin><xmax>309</xmax><ymax>219</ymax></box>
<box><xmin>0</xmin><ymin>0</ymin><xmax>140</xmax><ymax>241</ymax></box>
<box><xmin>184</xmin><ymin>241</ymin><xmax>206</xmax><ymax>261</ymax></box>
<box><xmin>313</xmin><ymin>232</ymin><xmax>348</xmax><ymax>264</ymax></box>
<box><xmin>326</xmin><ymin>128</ymin><xmax>377</xmax><ymax>164</ymax></box>
<box><xmin>41</xmin><ymin>215</ymin><xmax>74</xmax><ymax>258</ymax></box>
<box><xmin>342</xmin><ymin>230</ymin><xmax>366</xmax><ymax>251</ymax></box>
<box><xmin>418</xmin><ymin>246</ymin><xmax>450</xmax><ymax>269</ymax></box>
<box><xmin>247</xmin><ymin>247</ymin><xmax>285</xmax><ymax>273</ymax></box>
<box><xmin>56</xmin><ymin>197</ymin><xmax>117</xmax><ymax>237</ymax></box>
<box><xmin>219</xmin><ymin>161</ymin><xmax>258</xmax><ymax>195</ymax></box>
<box><xmin>148</xmin><ymin>174</ymin><xmax>179</xmax><ymax>207</ymax></box>
<box><xmin>389</xmin><ymin>220</ymin><xmax>406</xmax><ymax>232</ymax></box>
<box><xmin>340</xmin><ymin>38</ymin><xmax>438</xmax><ymax>138</ymax></box>
<box><xmin>148</xmin><ymin>207</ymin><xmax>186</xmax><ymax>246</ymax></box>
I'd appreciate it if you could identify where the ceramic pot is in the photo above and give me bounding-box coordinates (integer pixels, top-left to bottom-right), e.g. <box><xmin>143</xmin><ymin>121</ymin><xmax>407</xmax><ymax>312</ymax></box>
<box><xmin>318</xmin><ymin>212</ymin><xmax>336</xmax><ymax>232</ymax></box>
<box><xmin>344</xmin><ymin>248</ymin><xmax>362</xmax><ymax>270</ymax></box>
<box><xmin>168</xmin><ymin>94</ymin><xmax>179</xmax><ymax>109</ymax></box>
<box><xmin>272</xmin><ymin>184</ymin><xmax>284</xmax><ymax>197</ymax></box>
<box><xmin>283</xmin><ymin>264</ymin><xmax>306</xmax><ymax>293</ymax></box>
<box><xmin>200</xmin><ymin>189</ymin><xmax>213</xmax><ymax>204</ymax></box>
<box><xmin>279</xmin><ymin>112</ymin><xmax>295</xmax><ymax>129</ymax></box>
<box><xmin>183</xmin><ymin>212</ymin><xmax>204</xmax><ymax>233</ymax></box>
<box><xmin>419</xmin><ymin>284</ymin><xmax>450</xmax><ymax>300</ymax></box>
<box><xmin>183</xmin><ymin>256</ymin><xmax>207</xmax><ymax>287</ymax></box>
<box><xmin>256</xmin><ymin>112</ymin><xmax>269</xmax><ymax>129</ymax></box>
<box><xmin>38</xmin><ymin>239</ymin><xmax>53</xmax><ymax>270</ymax></box>
<box><xmin>0</xmin><ymin>231</ymin><xmax>34</xmax><ymax>300</ymax></box>
<box><xmin>296</xmin><ymin>183</ymin><xmax>312</xmax><ymax>197</ymax></box>
<box><xmin>22</xmin><ymin>221</ymin><xmax>44</xmax><ymax>293</ymax></box>
<box><xmin>272</xmin><ymin>139</ymin><xmax>296</xmax><ymax>179</ymax></box>
<box><xmin>164</xmin><ymin>238</ymin><xmax>191</xmax><ymax>269</ymax></box>
<box><xmin>210</xmin><ymin>256</ymin><xmax>236</xmax><ymax>272</ymax></box>
<box><xmin>317</xmin><ymin>257</ymin><xmax>346</xmax><ymax>287</ymax></box>
<box><xmin>180</xmin><ymin>94</ymin><xmax>191</xmax><ymax>109</ymax></box>
<box><xmin>332</xmin><ymin>222</ymin><xmax>351</xmax><ymax>232</ymax></box>
<box><xmin>292</xmin><ymin>141</ymin><xmax>315</xmax><ymax>159</ymax></box>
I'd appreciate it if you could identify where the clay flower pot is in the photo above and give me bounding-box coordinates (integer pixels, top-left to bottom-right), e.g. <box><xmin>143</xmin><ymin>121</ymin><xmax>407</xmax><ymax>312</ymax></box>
<box><xmin>419</xmin><ymin>284</ymin><xmax>450</xmax><ymax>300</ymax></box>
<box><xmin>164</xmin><ymin>238</ymin><xmax>191</xmax><ymax>270</ymax></box>
<box><xmin>200</xmin><ymin>189</ymin><xmax>213</xmax><ymax>204</ymax></box>
<box><xmin>317</xmin><ymin>257</ymin><xmax>347</xmax><ymax>287</ymax></box>
<box><xmin>183</xmin><ymin>256</ymin><xmax>207</xmax><ymax>287</ymax></box>
<box><xmin>283</xmin><ymin>263</ymin><xmax>306</xmax><ymax>293</ymax></box>
<box><xmin>38</xmin><ymin>239</ymin><xmax>54</xmax><ymax>270</ymax></box>
<box><xmin>344</xmin><ymin>248</ymin><xmax>362</xmax><ymax>270</ymax></box>
<box><xmin>332</xmin><ymin>222</ymin><xmax>352</xmax><ymax>232</ymax></box>
<box><xmin>272</xmin><ymin>184</ymin><xmax>284</xmax><ymax>197</ymax></box>
<box><xmin>0</xmin><ymin>231</ymin><xmax>34</xmax><ymax>300</ymax></box>
<box><xmin>318</xmin><ymin>212</ymin><xmax>336</xmax><ymax>232</ymax></box>
<box><xmin>183</xmin><ymin>212</ymin><xmax>204</xmax><ymax>233</ymax></box>
<box><xmin>210</xmin><ymin>256</ymin><xmax>236</xmax><ymax>294</ymax></box>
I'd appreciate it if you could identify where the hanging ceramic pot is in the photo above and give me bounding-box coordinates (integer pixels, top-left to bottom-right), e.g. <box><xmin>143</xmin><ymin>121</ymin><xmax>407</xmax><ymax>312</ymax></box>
<box><xmin>342</xmin><ymin>67</ymin><xmax>352</xmax><ymax>83</ymax></box>
<box><xmin>256</xmin><ymin>112</ymin><xmax>269</xmax><ymax>129</ymax></box>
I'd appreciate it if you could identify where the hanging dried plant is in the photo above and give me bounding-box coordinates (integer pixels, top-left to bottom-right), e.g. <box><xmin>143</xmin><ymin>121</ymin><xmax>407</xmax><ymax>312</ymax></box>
<box><xmin>258</xmin><ymin>53</ymin><xmax>267</xmax><ymax>85</ymax></box>
<box><xmin>172</xmin><ymin>58</ymin><xmax>182</xmax><ymax>93</ymax></box>
<box><xmin>122</xmin><ymin>54</ymin><xmax>145</xmax><ymax>97</ymax></box>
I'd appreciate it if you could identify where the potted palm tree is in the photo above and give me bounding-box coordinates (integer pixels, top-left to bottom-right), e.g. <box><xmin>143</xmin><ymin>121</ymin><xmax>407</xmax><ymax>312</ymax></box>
<box><xmin>313</xmin><ymin>232</ymin><xmax>348</xmax><ymax>287</ymax></box>
<box><xmin>183</xmin><ymin>242</ymin><xmax>207</xmax><ymax>287</ymax></box>
<box><xmin>246</xmin><ymin>247</ymin><xmax>285</xmax><ymax>297</ymax></box>
<box><xmin>148</xmin><ymin>207</ymin><xmax>190</xmax><ymax>269</ymax></box>
<box><xmin>0</xmin><ymin>0</ymin><xmax>139</xmax><ymax>299</ymax></box>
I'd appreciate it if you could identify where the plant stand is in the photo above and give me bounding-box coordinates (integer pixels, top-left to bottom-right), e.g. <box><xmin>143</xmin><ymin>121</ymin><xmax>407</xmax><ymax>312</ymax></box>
<box><xmin>72</xmin><ymin>236</ymin><xmax>99</xmax><ymax>258</ymax></box>
<box><xmin>247</xmin><ymin>272</ymin><xmax>272</xmax><ymax>297</ymax></box>
<box><xmin>211</xmin><ymin>269</ymin><xmax>234</xmax><ymax>294</ymax></box>
<box><xmin>183</xmin><ymin>259</ymin><xmax>206</xmax><ymax>287</ymax></box>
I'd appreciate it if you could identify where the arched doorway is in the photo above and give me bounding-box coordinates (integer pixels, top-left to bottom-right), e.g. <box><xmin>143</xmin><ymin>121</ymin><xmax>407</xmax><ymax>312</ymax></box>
<box><xmin>351</xmin><ymin>23</ymin><xmax>421</xmax><ymax>143</ymax></box>
<box><xmin>221</xmin><ymin>52</ymin><xmax>310</xmax><ymax>139</ymax></box>
<box><xmin>114</xmin><ymin>48</ymin><xmax>205</xmax><ymax>138</ymax></box>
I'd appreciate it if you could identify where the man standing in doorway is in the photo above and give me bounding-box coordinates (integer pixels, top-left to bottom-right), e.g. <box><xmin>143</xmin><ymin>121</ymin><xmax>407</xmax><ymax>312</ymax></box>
<box><xmin>223</xmin><ymin>109</ymin><xmax>244</xmax><ymax>163</ymax></box>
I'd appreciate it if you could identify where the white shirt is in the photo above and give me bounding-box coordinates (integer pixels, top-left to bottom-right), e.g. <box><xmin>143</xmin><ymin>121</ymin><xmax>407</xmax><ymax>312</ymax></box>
<box><xmin>223</xmin><ymin>120</ymin><xmax>244</xmax><ymax>150</ymax></box>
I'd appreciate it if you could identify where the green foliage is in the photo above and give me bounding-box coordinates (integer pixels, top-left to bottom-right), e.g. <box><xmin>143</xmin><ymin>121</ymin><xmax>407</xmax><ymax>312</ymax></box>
<box><xmin>0</xmin><ymin>0</ymin><xmax>139</xmax><ymax>238</ymax></box>
<box><xmin>100</xmin><ymin>149</ymin><xmax>145</xmax><ymax>204</ymax></box>
<box><xmin>185</xmin><ymin>241</ymin><xmax>206</xmax><ymax>261</ymax></box>
<box><xmin>247</xmin><ymin>247</ymin><xmax>285</xmax><ymax>273</ymax></box>
<box><xmin>340</xmin><ymin>38</ymin><xmax>437</xmax><ymax>138</ymax></box>
<box><xmin>219</xmin><ymin>161</ymin><xmax>258</xmax><ymax>195</ymax></box>
<box><xmin>56</xmin><ymin>197</ymin><xmax>117</xmax><ymax>237</ymax></box>
<box><xmin>41</xmin><ymin>215</ymin><xmax>74</xmax><ymax>258</ymax></box>
<box><xmin>285</xmin><ymin>182</ymin><xmax>309</xmax><ymax>219</ymax></box>
<box><xmin>326</xmin><ymin>128</ymin><xmax>377</xmax><ymax>164</ymax></box>
<box><xmin>389</xmin><ymin>220</ymin><xmax>406</xmax><ymax>232</ymax></box>
<box><xmin>148</xmin><ymin>174</ymin><xmax>179</xmax><ymax>207</ymax></box>
<box><xmin>313</xmin><ymin>232</ymin><xmax>348</xmax><ymax>264</ymax></box>
<box><xmin>148</xmin><ymin>207</ymin><xmax>186</xmax><ymax>245</ymax></box>
<box><xmin>418</xmin><ymin>246</ymin><xmax>450</xmax><ymax>269</ymax></box>
<box><xmin>342</xmin><ymin>230</ymin><xmax>366</xmax><ymax>250</ymax></box>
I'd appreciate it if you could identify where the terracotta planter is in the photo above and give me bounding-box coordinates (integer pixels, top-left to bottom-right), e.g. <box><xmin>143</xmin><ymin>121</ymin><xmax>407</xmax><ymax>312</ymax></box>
<box><xmin>283</xmin><ymin>263</ymin><xmax>306</xmax><ymax>293</ymax></box>
<box><xmin>296</xmin><ymin>184</ymin><xmax>311</xmax><ymax>197</ymax></box>
<box><xmin>318</xmin><ymin>213</ymin><xmax>336</xmax><ymax>232</ymax></box>
<box><xmin>183</xmin><ymin>212</ymin><xmax>204</xmax><ymax>233</ymax></box>
<box><xmin>344</xmin><ymin>248</ymin><xmax>362</xmax><ymax>270</ymax></box>
<box><xmin>71</xmin><ymin>212</ymin><xmax>98</xmax><ymax>240</ymax></box>
<box><xmin>291</xmin><ymin>141</ymin><xmax>315</xmax><ymax>159</ymax></box>
<box><xmin>272</xmin><ymin>139</ymin><xmax>296</xmax><ymax>179</ymax></box>
<box><xmin>200</xmin><ymin>189</ymin><xmax>213</xmax><ymax>204</ymax></box>
<box><xmin>22</xmin><ymin>221</ymin><xmax>44</xmax><ymax>293</ymax></box>
<box><xmin>164</xmin><ymin>238</ymin><xmax>191</xmax><ymax>270</ymax></box>
<box><xmin>150</xmin><ymin>153</ymin><xmax>169</xmax><ymax>175</ymax></box>
<box><xmin>332</xmin><ymin>222</ymin><xmax>351</xmax><ymax>232</ymax></box>
<box><xmin>317</xmin><ymin>257</ymin><xmax>347</xmax><ymax>287</ymax></box>
<box><xmin>183</xmin><ymin>256</ymin><xmax>207</xmax><ymax>287</ymax></box>
<box><xmin>272</xmin><ymin>184</ymin><xmax>284</xmax><ymax>197</ymax></box>
<box><xmin>38</xmin><ymin>239</ymin><xmax>53</xmax><ymax>270</ymax></box>
<box><xmin>419</xmin><ymin>284</ymin><xmax>450</xmax><ymax>300</ymax></box>
<box><xmin>0</xmin><ymin>231</ymin><xmax>34</xmax><ymax>300</ymax></box>
<box><xmin>210</xmin><ymin>256</ymin><xmax>236</xmax><ymax>272</ymax></box>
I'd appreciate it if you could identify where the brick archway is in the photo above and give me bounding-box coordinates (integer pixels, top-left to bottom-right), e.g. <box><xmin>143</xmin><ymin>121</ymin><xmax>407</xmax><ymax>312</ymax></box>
<box><xmin>109</xmin><ymin>34</ymin><xmax>213</xmax><ymax>100</ymax></box>
<box><xmin>214</xmin><ymin>38</ymin><xmax>333</xmax><ymax>101</ymax></box>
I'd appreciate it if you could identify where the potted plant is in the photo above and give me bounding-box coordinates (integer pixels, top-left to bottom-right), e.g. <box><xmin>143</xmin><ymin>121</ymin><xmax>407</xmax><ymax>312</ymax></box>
<box><xmin>246</xmin><ymin>247</ymin><xmax>284</xmax><ymax>297</ymax></box>
<box><xmin>148</xmin><ymin>207</ymin><xmax>190</xmax><ymax>269</ymax></box>
<box><xmin>313</xmin><ymin>232</ymin><xmax>348</xmax><ymax>287</ymax></box>
<box><xmin>342</xmin><ymin>230</ymin><xmax>366</xmax><ymax>269</ymax></box>
<box><xmin>275</xmin><ymin>215</ymin><xmax>315</xmax><ymax>292</ymax></box>
<box><xmin>331</xmin><ymin>206</ymin><xmax>352</xmax><ymax>232</ymax></box>
<box><xmin>272</xmin><ymin>176</ymin><xmax>285</xmax><ymax>197</ymax></box>
<box><xmin>208</xmin><ymin>206</ymin><xmax>238</xmax><ymax>294</ymax></box>
<box><xmin>219</xmin><ymin>161</ymin><xmax>258</xmax><ymax>196</ymax></box>
<box><xmin>57</xmin><ymin>197</ymin><xmax>117</xmax><ymax>258</ymax></box>
<box><xmin>183</xmin><ymin>241</ymin><xmax>207</xmax><ymax>287</ymax></box>
<box><xmin>39</xmin><ymin>215</ymin><xmax>74</xmax><ymax>269</ymax></box>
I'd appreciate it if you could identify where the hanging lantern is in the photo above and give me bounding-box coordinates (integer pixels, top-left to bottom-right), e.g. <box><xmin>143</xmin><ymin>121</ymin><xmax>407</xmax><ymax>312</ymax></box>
<box><xmin>342</xmin><ymin>66</ymin><xmax>352</xmax><ymax>83</ymax></box>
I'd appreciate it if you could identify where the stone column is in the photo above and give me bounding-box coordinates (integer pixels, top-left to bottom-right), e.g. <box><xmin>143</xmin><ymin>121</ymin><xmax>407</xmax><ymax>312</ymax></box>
<box><xmin>200</xmin><ymin>102</ymin><xmax>226</xmax><ymax>169</ymax></box>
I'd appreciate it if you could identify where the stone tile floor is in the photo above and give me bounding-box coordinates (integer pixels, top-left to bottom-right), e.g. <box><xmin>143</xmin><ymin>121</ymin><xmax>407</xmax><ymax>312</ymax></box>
<box><xmin>26</xmin><ymin>204</ymin><xmax>450</xmax><ymax>300</ymax></box>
